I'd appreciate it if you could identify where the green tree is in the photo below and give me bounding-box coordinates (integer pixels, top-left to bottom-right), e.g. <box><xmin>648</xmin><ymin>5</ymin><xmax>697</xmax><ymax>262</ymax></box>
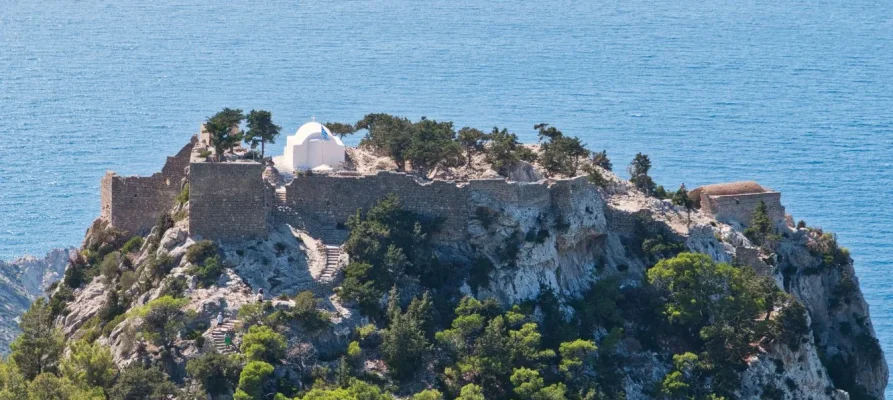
<box><xmin>107</xmin><ymin>366</ymin><xmax>178</xmax><ymax>400</ymax></box>
<box><xmin>292</xmin><ymin>291</ymin><xmax>331</xmax><ymax>332</ymax></box>
<box><xmin>60</xmin><ymin>341</ymin><xmax>116</xmax><ymax>389</ymax></box>
<box><xmin>411</xmin><ymin>389</ymin><xmax>444</xmax><ymax>400</ymax></box>
<box><xmin>186</xmin><ymin>351</ymin><xmax>242</xmax><ymax>396</ymax></box>
<box><xmin>244</xmin><ymin>110</ymin><xmax>281</xmax><ymax>158</ymax></box>
<box><xmin>647</xmin><ymin>253</ymin><xmax>771</xmax><ymax>395</ymax></box>
<box><xmin>591</xmin><ymin>150</ymin><xmax>612</xmax><ymax>171</ymax></box>
<box><xmin>743</xmin><ymin>200</ymin><xmax>774</xmax><ymax>246</ymax></box>
<box><xmin>406</xmin><ymin>118</ymin><xmax>463</xmax><ymax>176</ymax></box>
<box><xmin>485</xmin><ymin>127</ymin><xmax>537</xmax><ymax>176</ymax></box>
<box><xmin>582</xmin><ymin>163</ymin><xmax>609</xmax><ymax>188</ymax></box>
<box><xmin>672</xmin><ymin>184</ymin><xmax>695</xmax><ymax>226</ymax></box>
<box><xmin>628</xmin><ymin>153</ymin><xmax>656</xmax><ymax>195</ymax></box>
<box><xmin>241</xmin><ymin>325</ymin><xmax>286</xmax><ymax>363</ymax></box>
<box><xmin>660</xmin><ymin>352</ymin><xmax>707</xmax><ymax>399</ymax></box>
<box><xmin>0</xmin><ymin>358</ymin><xmax>28</xmax><ymax>399</ymax></box>
<box><xmin>510</xmin><ymin>368</ymin><xmax>567</xmax><ymax>400</ymax></box>
<box><xmin>457</xmin><ymin>127</ymin><xmax>488</xmax><ymax>161</ymax></box>
<box><xmin>300</xmin><ymin>379</ymin><xmax>392</xmax><ymax>400</ymax></box>
<box><xmin>26</xmin><ymin>373</ymin><xmax>68</xmax><ymax>400</ymax></box>
<box><xmin>536</xmin><ymin>124</ymin><xmax>589</xmax><ymax>177</ymax></box>
<box><xmin>356</xmin><ymin>113</ymin><xmax>415</xmax><ymax>171</ymax></box>
<box><xmin>133</xmin><ymin>296</ymin><xmax>188</xmax><ymax>349</ymax></box>
<box><xmin>339</xmin><ymin>194</ymin><xmax>437</xmax><ymax>313</ymax></box>
<box><xmin>10</xmin><ymin>298</ymin><xmax>64</xmax><ymax>380</ymax></box>
<box><xmin>380</xmin><ymin>287</ymin><xmax>431</xmax><ymax>380</ymax></box>
<box><xmin>456</xmin><ymin>384</ymin><xmax>486</xmax><ymax>400</ymax></box>
<box><xmin>234</xmin><ymin>361</ymin><xmax>274</xmax><ymax>400</ymax></box>
<box><xmin>324</xmin><ymin>122</ymin><xmax>357</xmax><ymax>139</ymax></box>
<box><xmin>205</xmin><ymin>108</ymin><xmax>245</xmax><ymax>160</ymax></box>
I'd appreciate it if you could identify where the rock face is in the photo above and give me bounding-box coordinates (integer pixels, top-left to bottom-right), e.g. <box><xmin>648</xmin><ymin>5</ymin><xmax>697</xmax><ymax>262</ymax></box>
<box><xmin>0</xmin><ymin>248</ymin><xmax>75</xmax><ymax>355</ymax></box>
<box><xmin>31</xmin><ymin>149</ymin><xmax>887</xmax><ymax>399</ymax></box>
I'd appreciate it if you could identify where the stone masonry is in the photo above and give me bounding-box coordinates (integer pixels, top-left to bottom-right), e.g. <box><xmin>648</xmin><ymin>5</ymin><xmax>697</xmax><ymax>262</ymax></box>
<box><xmin>189</xmin><ymin>161</ymin><xmax>268</xmax><ymax>242</ymax></box>
<box><xmin>100</xmin><ymin>137</ymin><xmax>196</xmax><ymax>235</ymax></box>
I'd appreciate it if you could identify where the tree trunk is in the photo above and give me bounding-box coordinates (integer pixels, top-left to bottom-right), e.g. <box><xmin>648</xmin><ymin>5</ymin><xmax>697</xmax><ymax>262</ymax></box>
<box><xmin>261</xmin><ymin>141</ymin><xmax>265</xmax><ymax>159</ymax></box>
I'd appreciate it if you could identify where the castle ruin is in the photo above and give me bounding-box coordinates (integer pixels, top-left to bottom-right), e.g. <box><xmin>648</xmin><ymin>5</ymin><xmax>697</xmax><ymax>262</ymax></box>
<box><xmin>100</xmin><ymin>130</ymin><xmax>787</xmax><ymax>243</ymax></box>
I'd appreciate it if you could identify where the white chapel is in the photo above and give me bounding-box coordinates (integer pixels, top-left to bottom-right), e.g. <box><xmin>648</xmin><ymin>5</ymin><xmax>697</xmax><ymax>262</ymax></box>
<box><xmin>281</xmin><ymin>121</ymin><xmax>346</xmax><ymax>171</ymax></box>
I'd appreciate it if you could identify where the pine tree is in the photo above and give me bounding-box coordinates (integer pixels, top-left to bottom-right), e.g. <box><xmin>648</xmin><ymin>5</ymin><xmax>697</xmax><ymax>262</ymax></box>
<box><xmin>9</xmin><ymin>298</ymin><xmax>64</xmax><ymax>380</ymax></box>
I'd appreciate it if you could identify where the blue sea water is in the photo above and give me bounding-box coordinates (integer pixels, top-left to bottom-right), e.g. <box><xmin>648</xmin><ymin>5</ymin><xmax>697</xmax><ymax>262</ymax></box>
<box><xmin>1</xmin><ymin>0</ymin><xmax>890</xmax><ymax>391</ymax></box>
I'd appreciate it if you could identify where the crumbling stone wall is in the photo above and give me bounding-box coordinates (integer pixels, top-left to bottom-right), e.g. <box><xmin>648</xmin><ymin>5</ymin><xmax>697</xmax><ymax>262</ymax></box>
<box><xmin>189</xmin><ymin>161</ymin><xmax>268</xmax><ymax>242</ymax></box>
<box><xmin>100</xmin><ymin>137</ymin><xmax>196</xmax><ymax>234</ymax></box>
<box><xmin>284</xmin><ymin>171</ymin><xmax>470</xmax><ymax>241</ymax></box>
<box><xmin>701</xmin><ymin>192</ymin><xmax>785</xmax><ymax>226</ymax></box>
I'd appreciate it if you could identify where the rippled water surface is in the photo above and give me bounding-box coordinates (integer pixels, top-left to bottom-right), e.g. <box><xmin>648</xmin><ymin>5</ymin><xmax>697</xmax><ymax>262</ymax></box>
<box><xmin>1</xmin><ymin>0</ymin><xmax>890</xmax><ymax>391</ymax></box>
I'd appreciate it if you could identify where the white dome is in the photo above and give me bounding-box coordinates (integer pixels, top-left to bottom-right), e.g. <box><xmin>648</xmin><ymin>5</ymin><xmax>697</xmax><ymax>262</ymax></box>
<box><xmin>293</xmin><ymin>121</ymin><xmax>344</xmax><ymax>146</ymax></box>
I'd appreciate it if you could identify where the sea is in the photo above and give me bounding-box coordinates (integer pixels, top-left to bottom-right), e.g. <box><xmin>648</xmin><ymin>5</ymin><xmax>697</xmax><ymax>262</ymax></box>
<box><xmin>0</xmin><ymin>0</ymin><xmax>890</xmax><ymax>392</ymax></box>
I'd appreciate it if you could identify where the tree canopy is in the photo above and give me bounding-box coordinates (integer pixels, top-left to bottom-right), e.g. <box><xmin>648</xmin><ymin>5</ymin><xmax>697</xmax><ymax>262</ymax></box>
<box><xmin>244</xmin><ymin>109</ymin><xmax>281</xmax><ymax>158</ymax></box>
<box><xmin>205</xmin><ymin>108</ymin><xmax>245</xmax><ymax>160</ymax></box>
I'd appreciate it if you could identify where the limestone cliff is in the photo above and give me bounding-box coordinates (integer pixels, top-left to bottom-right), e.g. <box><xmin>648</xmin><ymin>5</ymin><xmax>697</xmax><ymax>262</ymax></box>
<box><xmin>43</xmin><ymin>151</ymin><xmax>887</xmax><ymax>399</ymax></box>
<box><xmin>0</xmin><ymin>248</ymin><xmax>74</xmax><ymax>355</ymax></box>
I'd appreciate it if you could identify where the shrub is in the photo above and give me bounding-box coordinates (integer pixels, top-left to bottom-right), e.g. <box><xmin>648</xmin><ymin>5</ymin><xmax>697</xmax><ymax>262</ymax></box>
<box><xmin>49</xmin><ymin>284</ymin><xmax>75</xmax><ymax>317</ymax></box>
<box><xmin>347</xmin><ymin>341</ymin><xmax>362</xmax><ymax>360</ymax></box>
<box><xmin>241</xmin><ymin>325</ymin><xmax>286</xmax><ymax>363</ymax></box>
<box><xmin>467</xmin><ymin>258</ymin><xmax>495</xmax><ymax>293</ymax></box>
<box><xmin>234</xmin><ymin>361</ymin><xmax>274</xmax><ymax>400</ymax></box>
<box><xmin>591</xmin><ymin>150</ymin><xmax>612</xmax><ymax>171</ymax></box>
<box><xmin>186</xmin><ymin>240</ymin><xmax>219</xmax><ymax>264</ymax></box>
<box><xmin>108</xmin><ymin>366</ymin><xmax>178</xmax><ymax>400</ymax></box>
<box><xmin>641</xmin><ymin>234</ymin><xmax>686</xmax><ymax>259</ymax></box>
<box><xmin>381</xmin><ymin>288</ymin><xmax>431</xmax><ymax>380</ymax></box>
<box><xmin>292</xmin><ymin>291</ymin><xmax>331</xmax><ymax>332</ymax></box>
<box><xmin>190</xmin><ymin>255</ymin><xmax>225</xmax><ymax>288</ymax></box>
<box><xmin>582</xmin><ymin>163</ymin><xmax>609</xmax><ymax>187</ymax></box>
<box><xmin>121</xmin><ymin>236</ymin><xmax>144</xmax><ymax>254</ymax></box>
<box><xmin>61</xmin><ymin>340</ymin><xmax>116</xmax><ymax>389</ymax></box>
<box><xmin>175</xmin><ymin>183</ymin><xmax>189</xmax><ymax>205</ymax></box>
<box><xmin>776</xmin><ymin>300</ymin><xmax>809</xmax><ymax>351</ymax></box>
<box><xmin>160</xmin><ymin>276</ymin><xmax>188</xmax><ymax>298</ymax></box>
<box><xmin>132</xmin><ymin>296</ymin><xmax>189</xmax><ymax>348</ymax></box>
<box><xmin>186</xmin><ymin>352</ymin><xmax>242</xmax><ymax>396</ymax></box>
<box><xmin>144</xmin><ymin>253</ymin><xmax>175</xmax><ymax>281</ymax></box>
<box><xmin>100</xmin><ymin>251</ymin><xmax>122</xmax><ymax>282</ymax></box>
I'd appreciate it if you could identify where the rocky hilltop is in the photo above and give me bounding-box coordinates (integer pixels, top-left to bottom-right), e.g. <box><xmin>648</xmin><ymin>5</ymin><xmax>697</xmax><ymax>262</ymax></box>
<box><xmin>0</xmin><ymin>248</ymin><xmax>74</xmax><ymax>354</ymax></box>
<box><xmin>3</xmin><ymin>115</ymin><xmax>887</xmax><ymax>400</ymax></box>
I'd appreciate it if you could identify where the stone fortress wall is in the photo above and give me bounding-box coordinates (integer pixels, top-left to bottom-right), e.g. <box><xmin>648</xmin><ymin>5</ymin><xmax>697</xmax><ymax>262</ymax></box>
<box><xmin>188</xmin><ymin>161</ymin><xmax>269</xmax><ymax>242</ymax></box>
<box><xmin>689</xmin><ymin>181</ymin><xmax>786</xmax><ymax>227</ymax></box>
<box><xmin>101</xmin><ymin>137</ymin><xmax>786</xmax><ymax>244</ymax></box>
<box><xmin>100</xmin><ymin>137</ymin><xmax>196</xmax><ymax>235</ymax></box>
<box><xmin>282</xmin><ymin>172</ymin><xmax>556</xmax><ymax>242</ymax></box>
<box><xmin>704</xmin><ymin>192</ymin><xmax>785</xmax><ymax>226</ymax></box>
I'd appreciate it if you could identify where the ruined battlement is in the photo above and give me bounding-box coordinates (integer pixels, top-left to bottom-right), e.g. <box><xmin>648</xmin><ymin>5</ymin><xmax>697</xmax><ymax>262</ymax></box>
<box><xmin>101</xmin><ymin>136</ymin><xmax>787</xmax><ymax>244</ymax></box>
<box><xmin>690</xmin><ymin>181</ymin><xmax>785</xmax><ymax>227</ymax></box>
<box><xmin>100</xmin><ymin>137</ymin><xmax>196</xmax><ymax>235</ymax></box>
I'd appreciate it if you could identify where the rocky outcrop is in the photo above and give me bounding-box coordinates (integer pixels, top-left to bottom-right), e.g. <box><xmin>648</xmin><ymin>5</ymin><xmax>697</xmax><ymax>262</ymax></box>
<box><xmin>28</xmin><ymin>142</ymin><xmax>887</xmax><ymax>399</ymax></box>
<box><xmin>0</xmin><ymin>248</ymin><xmax>74</xmax><ymax>355</ymax></box>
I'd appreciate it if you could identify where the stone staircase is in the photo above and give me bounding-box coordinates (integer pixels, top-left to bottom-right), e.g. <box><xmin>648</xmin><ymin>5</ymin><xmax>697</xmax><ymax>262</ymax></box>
<box><xmin>210</xmin><ymin>320</ymin><xmax>238</xmax><ymax>354</ymax></box>
<box><xmin>319</xmin><ymin>226</ymin><xmax>342</xmax><ymax>282</ymax></box>
<box><xmin>275</xmin><ymin>187</ymin><xmax>287</xmax><ymax>205</ymax></box>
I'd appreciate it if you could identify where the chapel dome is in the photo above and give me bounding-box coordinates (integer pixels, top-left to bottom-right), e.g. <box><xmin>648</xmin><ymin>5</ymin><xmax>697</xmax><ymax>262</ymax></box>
<box><xmin>293</xmin><ymin>121</ymin><xmax>344</xmax><ymax>146</ymax></box>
